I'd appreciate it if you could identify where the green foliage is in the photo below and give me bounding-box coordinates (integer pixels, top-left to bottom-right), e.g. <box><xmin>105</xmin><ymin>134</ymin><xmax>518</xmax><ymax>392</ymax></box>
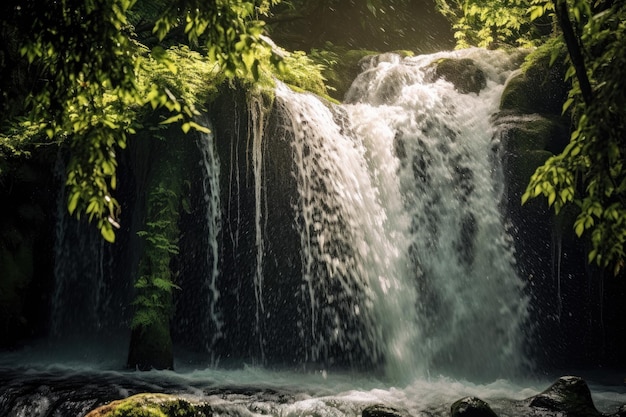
<box><xmin>435</xmin><ymin>0</ymin><xmax>553</xmax><ymax>48</ymax></box>
<box><xmin>272</xmin><ymin>50</ymin><xmax>329</xmax><ymax>97</ymax></box>
<box><xmin>1</xmin><ymin>0</ymin><xmax>282</xmax><ymax>243</ymax></box>
<box><xmin>522</xmin><ymin>0</ymin><xmax>626</xmax><ymax>274</ymax></box>
<box><xmin>132</xmin><ymin>181</ymin><xmax>181</xmax><ymax>330</ymax></box>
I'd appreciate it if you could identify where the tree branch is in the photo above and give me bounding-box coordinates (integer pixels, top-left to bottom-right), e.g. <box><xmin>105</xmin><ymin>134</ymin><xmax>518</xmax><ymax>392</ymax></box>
<box><xmin>553</xmin><ymin>0</ymin><xmax>593</xmax><ymax>105</ymax></box>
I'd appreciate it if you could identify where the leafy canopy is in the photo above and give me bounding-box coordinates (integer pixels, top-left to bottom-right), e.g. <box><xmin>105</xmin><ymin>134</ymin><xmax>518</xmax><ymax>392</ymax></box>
<box><xmin>522</xmin><ymin>0</ymin><xmax>626</xmax><ymax>274</ymax></box>
<box><xmin>0</xmin><ymin>0</ymin><xmax>280</xmax><ymax>242</ymax></box>
<box><xmin>435</xmin><ymin>0</ymin><xmax>553</xmax><ymax>48</ymax></box>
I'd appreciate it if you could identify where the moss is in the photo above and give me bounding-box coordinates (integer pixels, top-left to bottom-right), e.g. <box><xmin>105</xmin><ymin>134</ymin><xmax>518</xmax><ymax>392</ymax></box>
<box><xmin>500</xmin><ymin>39</ymin><xmax>570</xmax><ymax>115</ymax></box>
<box><xmin>504</xmin><ymin>115</ymin><xmax>569</xmax><ymax>155</ymax></box>
<box><xmin>86</xmin><ymin>394</ymin><xmax>206</xmax><ymax>417</ymax></box>
<box><xmin>502</xmin><ymin>114</ymin><xmax>569</xmax><ymax>202</ymax></box>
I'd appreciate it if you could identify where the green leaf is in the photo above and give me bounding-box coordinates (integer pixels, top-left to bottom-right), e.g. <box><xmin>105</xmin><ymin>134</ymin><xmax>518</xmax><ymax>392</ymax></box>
<box><xmin>101</xmin><ymin>225</ymin><xmax>116</xmax><ymax>243</ymax></box>
<box><xmin>68</xmin><ymin>192</ymin><xmax>81</xmax><ymax>215</ymax></box>
<box><xmin>575</xmin><ymin>221</ymin><xmax>585</xmax><ymax>237</ymax></box>
<box><xmin>562</xmin><ymin>97</ymin><xmax>574</xmax><ymax>113</ymax></box>
<box><xmin>160</xmin><ymin>114</ymin><xmax>183</xmax><ymax>125</ymax></box>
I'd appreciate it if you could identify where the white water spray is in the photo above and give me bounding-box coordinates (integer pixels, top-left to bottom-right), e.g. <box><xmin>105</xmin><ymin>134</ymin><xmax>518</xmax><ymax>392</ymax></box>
<box><xmin>274</xmin><ymin>81</ymin><xmax>416</xmax><ymax>376</ymax></box>
<box><xmin>196</xmin><ymin>120</ymin><xmax>224</xmax><ymax>354</ymax></box>
<box><xmin>344</xmin><ymin>48</ymin><xmax>528</xmax><ymax>379</ymax></box>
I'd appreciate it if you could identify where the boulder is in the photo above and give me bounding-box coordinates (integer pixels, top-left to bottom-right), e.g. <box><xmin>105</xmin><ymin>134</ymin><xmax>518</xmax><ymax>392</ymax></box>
<box><xmin>450</xmin><ymin>397</ymin><xmax>499</xmax><ymax>417</ymax></box>
<box><xmin>499</xmin><ymin>60</ymin><xmax>569</xmax><ymax>115</ymax></box>
<box><xmin>528</xmin><ymin>376</ymin><xmax>602</xmax><ymax>417</ymax></box>
<box><xmin>431</xmin><ymin>58</ymin><xmax>487</xmax><ymax>94</ymax></box>
<box><xmin>362</xmin><ymin>404</ymin><xmax>407</xmax><ymax>417</ymax></box>
<box><xmin>85</xmin><ymin>393</ymin><xmax>209</xmax><ymax>417</ymax></box>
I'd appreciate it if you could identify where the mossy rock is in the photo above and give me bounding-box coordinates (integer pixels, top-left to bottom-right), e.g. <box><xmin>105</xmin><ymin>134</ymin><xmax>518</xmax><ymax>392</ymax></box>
<box><xmin>500</xmin><ymin>60</ymin><xmax>569</xmax><ymax>115</ymax></box>
<box><xmin>85</xmin><ymin>393</ymin><xmax>210</xmax><ymax>417</ymax></box>
<box><xmin>126</xmin><ymin>320</ymin><xmax>174</xmax><ymax>371</ymax></box>
<box><xmin>502</xmin><ymin>115</ymin><xmax>569</xmax><ymax>155</ymax></box>
<box><xmin>430</xmin><ymin>58</ymin><xmax>487</xmax><ymax>95</ymax></box>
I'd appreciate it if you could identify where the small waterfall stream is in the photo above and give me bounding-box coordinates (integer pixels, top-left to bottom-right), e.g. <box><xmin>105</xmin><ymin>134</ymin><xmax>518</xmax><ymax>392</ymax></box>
<box><xmin>196</xmin><ymin>121</ymin><xmax>223</xmax><ymax>354</ymax></box>
<box><xmin>51</xmin><ymin>152</ymin><xmax>116</xmax><ymax>339</ymax></box>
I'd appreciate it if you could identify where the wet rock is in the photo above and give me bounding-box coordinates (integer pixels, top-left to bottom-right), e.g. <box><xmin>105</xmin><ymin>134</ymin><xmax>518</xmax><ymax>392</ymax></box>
<box><xmin>450</xmin><ymin>397</ymin><xmax>498</xmax><ymax>417</ymax></box>
<box><xmin>431</xmin><ymin>58</ymin><xmax>487</xmax><ymax>94</ymax></box>
<box><xmin>362</xmin><ymin>404</ymin><xmax>407</xmax><ymax>417</ymax></box>
<box><xmin>86</xmin><ymin>393</ymin><xmax>210</xmax><ymax>417</ymax></box>
<box><xmin>499</xmin><ymin>55</ymin><xmax>569</xmax><ymax>116</ymax></box>
<box><xmin>528</xmin><ymin>376</ymin><xmax>602</xmax><ymax>417</ymax></box>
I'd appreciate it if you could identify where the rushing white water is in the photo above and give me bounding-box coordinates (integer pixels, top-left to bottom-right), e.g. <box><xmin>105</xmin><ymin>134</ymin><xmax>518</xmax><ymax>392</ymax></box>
<box><xmin>341</xmin><ymin>48</ymin><xmax>529</xmax><ymax>380</ymax></box>
<box><xmin>273</xmin><ymin>80</ymin><xmax>415</xmax><ymax>376</ymax></box>
<box><xmin>196</xmin><ymin>121</ymin><xmax>224</xmax><ymax>355</ymax></box>
<box><xmin>261</xmin><ymin>48</ymin><xmax>528</xmax><ymax>381</ymax></box>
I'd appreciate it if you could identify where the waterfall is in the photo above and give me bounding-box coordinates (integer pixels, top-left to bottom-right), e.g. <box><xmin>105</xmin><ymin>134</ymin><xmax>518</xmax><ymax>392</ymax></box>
<box><xmin>195</xmin><ymin>48</ymin><xmax>529</xmax><ymax>380</ymax></box>
<box><xmin>250</xmin><ymin>95</ymin><xmax>268</xmax><ymax>362</ymax></box>
<box><xmin>343</xmin><ymin>48</ymin><xmax>529</xmax><ymax>379</ymax></box>
<box><xmin>47</xmin><ymin>48</ymin><xmax>529</xmax><ymax>382</ymax></box>
<box><xmin>273</xmin><ymin>81</ymin><xmax>416</xmax><ymax>374</ymax></box>
<box><xmin>196</xmin><ymin>121</ymin><xmax>223</xmax><ymax>356</ymax></box>
<box><xmin>51</xmin><ymin>151</ymin><xmax>116</xmax><ymax>339</ymax></box>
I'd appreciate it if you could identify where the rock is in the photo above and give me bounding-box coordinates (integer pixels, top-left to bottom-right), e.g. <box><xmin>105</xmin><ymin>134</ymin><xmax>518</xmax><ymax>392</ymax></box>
<box><xmin>362</xmin><ymin>404</ymin><xmax>407</xmax><ymax>417</ymax></box>
<box><xmin>431</xmin><ymin>58</ymin><xmax>487</xmax><ymax>94</ymax></box>
<box><xmin>85</xmin><ymin>393</ymin><xmax>210</xmax><ymax>417</ymax></box>
<box><xmin>126</xmin><ymin>321</ymin><xmax>174</xmax><ymax>371</ymax></box>
<box><xmin>528</xmin><ymin>376</ymin><xmax>602</xmax><ymax>417</ymax></box>
<box><xmin>450</xmin><ymin>397</ymin><xmax>499</xmax><ymax>417</ymax></box>
<box><xmin>499</xmin><ymin>60</ymin><xmax>569</xmax><ymax>115</ymax></box>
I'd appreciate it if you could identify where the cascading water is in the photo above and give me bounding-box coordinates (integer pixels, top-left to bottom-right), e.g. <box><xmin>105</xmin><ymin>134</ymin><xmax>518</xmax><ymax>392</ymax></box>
<box><xmin>272</xmin><ymin>81</ymin><xmax>416</xmax><ymax>375</ymax></box>
<box><xmin>223</xmin><ymin>48</ymin><xmax>527</xmax><ymax>380</ymax></box>
<box><xmin>5</xmin><ymin>48</ymin><xmax>626</xmax><ymax>417</ymax></box>
<box><xmin>51</xmin><ymin>151</ymin><xmax>117</xmax><ymax>339</ymax></box>
<box><xmin>195</xmin><ymin>48</ymin><xmax>528</xmax><ymax>381</ymax></box>
<box><xmin>196</xmin><ymin>120</ymin><xmax>224</xmax><ymax>355</ymax></box>
<box><xmin>341</xmin><ymin>48</ymin><xmax>529</xmax><ymax>379</ymax></box>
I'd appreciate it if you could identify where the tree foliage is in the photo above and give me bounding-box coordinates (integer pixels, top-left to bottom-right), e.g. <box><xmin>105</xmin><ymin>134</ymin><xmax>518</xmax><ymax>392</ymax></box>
<box><xmin>435</xmin><ymin>0</ymin><xmax>553</xmax><ymax>48</ymax></box>
<box><xmin>0</xmin><ymin>0</ymin><xmax>279</xmax><ymax>242</ymax></box>
<box><xmin>438</xmin><ymin>0</ymin><xmax>626</xmax><ymax>273</ymax></box>
<box><xmin>523</xmin><ymin>0</ymin><xmax>626</xmax><ymax>274</ymax></box>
